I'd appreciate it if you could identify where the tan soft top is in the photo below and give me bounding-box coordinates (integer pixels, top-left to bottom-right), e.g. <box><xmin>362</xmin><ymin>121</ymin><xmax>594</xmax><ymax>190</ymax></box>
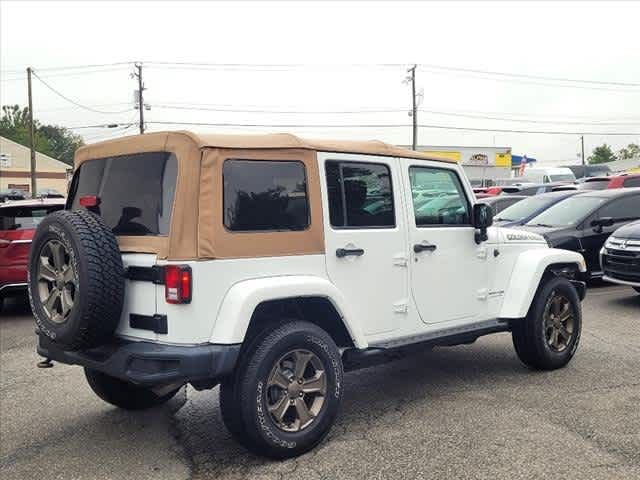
<box><xmin>73</xmin><ymin>131</ymin><xmax>454</xmax><ymax>260</ymax></box>
<box><xmin>75</xmin><ymin>131</ymin><xmax>453</xmax><ymax>166</ymax></box>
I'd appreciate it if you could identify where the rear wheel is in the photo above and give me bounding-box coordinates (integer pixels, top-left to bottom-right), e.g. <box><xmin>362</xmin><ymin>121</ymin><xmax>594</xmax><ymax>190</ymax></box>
<box><xmin>220</xmin><ymin>321</ymin><xmax>343</xmax><ymax>459</ymax></box>
<box><xmin>512</xmin><ymin>276</ymin><xmax>582</xmax><ymax>370</ymax></box>
<box><xmin>84</xmin><ymin>368</ymin><xmax>180</xmax><ymax>410</ymax></box>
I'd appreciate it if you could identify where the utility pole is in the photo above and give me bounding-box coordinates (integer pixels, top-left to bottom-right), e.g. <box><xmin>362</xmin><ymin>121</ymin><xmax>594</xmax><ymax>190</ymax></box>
<box><xmin>27</xmin><ymin>67</ymin><xmax>37</xmax><ymax>196</ymax></box>
<box><xmin>408</xmin><ymin>65</ymin><xmax>417</xmax><ymax>150</ymax></box>
<box><xmin>134</xmin><ymin>63</ymin><xmax>145</xmax><ymax>134</ymax></box>
<box><xmin>580</xmin><ymin>135</ymin><xmax>585</xmax><ymax>166</ymax></box>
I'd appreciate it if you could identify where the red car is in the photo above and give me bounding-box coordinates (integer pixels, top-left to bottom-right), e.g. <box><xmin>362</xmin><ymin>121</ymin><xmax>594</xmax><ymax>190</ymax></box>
<box><xmin>0</xmin><ymin>198</ymin><xmax>65</xmax><ymax>311</ymax></box>
<box><xmin>579</xmin><ymin>173</ymin><xmax>640</xmax><ymax>190</ymax></box>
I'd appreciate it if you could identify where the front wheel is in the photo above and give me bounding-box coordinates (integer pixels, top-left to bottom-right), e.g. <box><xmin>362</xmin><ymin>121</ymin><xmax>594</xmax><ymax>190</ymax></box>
<box><xmin>512</xmin><ymin>276</ymin><xmax>582</xmax><ymax>370</ymax></box>
<box><xmin>220</xmin><ymin>321</ymin><xmax>343</xmax><ymax>459</ymax></box>
<box><xmin>84</xmin><ymin>368</ymin><xmax>180</xmax><ymax>410</ymax></box>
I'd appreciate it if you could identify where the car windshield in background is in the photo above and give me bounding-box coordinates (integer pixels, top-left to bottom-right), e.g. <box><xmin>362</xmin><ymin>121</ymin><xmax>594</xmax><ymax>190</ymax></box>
<box><xmin>579</xmin><ymin>179</ymin><xmax>610</xmax><ymax>190</ymax></box>
<box><xmin>549</xmin><ymin>174</ymin><xmax>576</xmax><ymax>182</ymax></box>
<box><xmin>70</xmin><ymin>152</ymin><xmax>177</xmax><ymax>236</ymax></box>
<box><xmin>525</xmin><ymin>196</ymin><xmax>606</xmax><ymax>227</ymax></box>
<box><xmin>0</xmin><ymin>205</ymin><xmax>64</xmax><ymax>230</ymax></box>
<box><xmin>494</xmin><ymin>196</ymin><xmax>551</xmax><ymax>222</ymax></box>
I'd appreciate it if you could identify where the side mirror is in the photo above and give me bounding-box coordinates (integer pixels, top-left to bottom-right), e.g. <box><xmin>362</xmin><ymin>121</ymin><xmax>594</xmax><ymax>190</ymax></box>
<box><xmin>591</xmin><ymin>217</ymin><xmax>615</xmax><ymax>228</ymax></box>
<box><xmin>473</xmin><ymin>203</ymin><xmax>493</xmax><ymax>244</ymax></box>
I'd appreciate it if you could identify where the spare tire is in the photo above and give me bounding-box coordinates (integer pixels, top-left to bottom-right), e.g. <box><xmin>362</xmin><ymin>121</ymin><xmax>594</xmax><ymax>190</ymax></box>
<box><xmin>28</xmin><ymin>210</ymin><xmax>125</xmax><ymax>350</ymax></box>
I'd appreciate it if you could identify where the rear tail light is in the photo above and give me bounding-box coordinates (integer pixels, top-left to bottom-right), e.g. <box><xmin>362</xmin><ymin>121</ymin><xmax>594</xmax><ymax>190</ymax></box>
<box><xmin>164</xmin><ymin>265</ymin><xmax>192</xmax><ymax>304</ymax></box>
<box><xmin>79</xmin><ymin>195</ymin><xmax>101</xmax><ymax>207</ymax></box>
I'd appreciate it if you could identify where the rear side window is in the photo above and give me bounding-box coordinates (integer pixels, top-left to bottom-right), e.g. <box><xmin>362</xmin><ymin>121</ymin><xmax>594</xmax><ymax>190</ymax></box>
<box><xmin>70</xmin><ymin>152</ymin><xmax>177</xmax><ymax>236</ymax></box>
<box><xmin>325</xmin><ymin>161</ymin><xmax>395</xmax><ymax>228</ymax></box>
<box><xmin>597</xmin><ymin>195</ymin><xmax>640</xmax><ymax>220</ymax></box>
<box><xmin>223</xmin><ymin>160</ymin><xmax>309</xmax><ymax>232</ymax></box>
<box><xmin>0</xmin><ymin>205</ymin><xmax>64</xmax><ymax>230</ymax></box>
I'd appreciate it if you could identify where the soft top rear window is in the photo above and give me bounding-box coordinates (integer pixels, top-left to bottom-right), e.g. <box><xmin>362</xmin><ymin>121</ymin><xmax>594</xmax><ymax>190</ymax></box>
<box><xmin>70</xmin><ymin>152</ymin><xmax>177</xmax><ymax>236</ymax></box>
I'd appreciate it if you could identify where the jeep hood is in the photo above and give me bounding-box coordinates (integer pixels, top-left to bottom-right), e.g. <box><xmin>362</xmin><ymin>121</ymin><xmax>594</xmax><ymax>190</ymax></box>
<box><xmin>494</xmin><ymin>227</ymin><xmax>548</xmax><ymax>245</ymax></box>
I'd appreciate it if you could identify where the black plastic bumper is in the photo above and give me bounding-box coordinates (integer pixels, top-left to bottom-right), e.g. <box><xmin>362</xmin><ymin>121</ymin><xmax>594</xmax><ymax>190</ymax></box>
<box><xmin>37</xmin><ymin>334</ymin><xmax>241</xmax><ymax>386</ymax></box>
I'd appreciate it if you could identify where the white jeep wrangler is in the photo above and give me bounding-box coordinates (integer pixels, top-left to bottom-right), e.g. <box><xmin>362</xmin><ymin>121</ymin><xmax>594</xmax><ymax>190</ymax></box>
<box><xmin>30</xmin><ymin>132</ymin><xmax>586</xmax><ymax>459</ymax></box>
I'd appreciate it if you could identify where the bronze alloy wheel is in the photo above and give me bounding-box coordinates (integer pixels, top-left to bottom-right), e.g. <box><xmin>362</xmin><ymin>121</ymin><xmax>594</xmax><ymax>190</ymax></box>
<box><xmin>265</xmin><ymin>349</ymin><xmax>327</xmax><ymax>432</ymax></box>
<box><xmin>37</xmin><ymin>239</ymin><xmax>76</xmax><ymax>324</ymax></box>
<box><xmin>543</xmin><ymin>290</ymin><xmax>575</xmax><ymax>352</ymax></box>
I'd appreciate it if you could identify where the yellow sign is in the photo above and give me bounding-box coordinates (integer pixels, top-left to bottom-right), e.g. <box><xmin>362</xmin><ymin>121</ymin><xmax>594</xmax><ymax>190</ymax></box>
<box><xmin>495</xmin><ymin>153</ymin><xmax>512</xmax><ymax>167</ymax></box>
<box><xmin>422</xmin><ymin>151</ymin><xmax>462</xmax><ymax>162</ymax></box>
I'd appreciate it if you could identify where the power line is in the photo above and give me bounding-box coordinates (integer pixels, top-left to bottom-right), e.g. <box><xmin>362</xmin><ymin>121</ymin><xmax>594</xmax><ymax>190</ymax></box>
<box><xmin>418</xmin><ymin>63</ymin><xmax>640</xmax><ymax>88</ymax></box>
<box><xmin>143</xmin><ymin>120</ymin><xmax>640</xmax><ymax>136</ymax></box>
<box><xmin>150</xmin><ymin>103</ymin><xmax>640</xmax><ymax>126</ymax></box>
<box><xmin>31</xmin><ymin>71</ymin><xmax>134</xmax><ymax>114</ymax></box>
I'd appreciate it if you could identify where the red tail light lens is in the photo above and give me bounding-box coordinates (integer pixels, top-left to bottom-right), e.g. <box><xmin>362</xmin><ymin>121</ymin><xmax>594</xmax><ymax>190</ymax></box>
<box><xmin>79</xmin><ymin>195</ymin><xmax>101</xmax><ymax>207</ymax></box>
<box><xmin>164</xmin><ymin>265</ymin><xmax>192</xmax><ymax>304</ymax></box>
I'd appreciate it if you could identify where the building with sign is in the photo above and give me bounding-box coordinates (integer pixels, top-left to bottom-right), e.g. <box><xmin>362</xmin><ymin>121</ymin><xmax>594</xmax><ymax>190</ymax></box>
<box><xmin>409</xmin><ymin>145</ymin><xmax>512</xmax><ymax>186</ymax></box>
<box><xmin>0</xmin><ymin>136</ymin><xmax>71</xmax><ymax>195</ymax></box>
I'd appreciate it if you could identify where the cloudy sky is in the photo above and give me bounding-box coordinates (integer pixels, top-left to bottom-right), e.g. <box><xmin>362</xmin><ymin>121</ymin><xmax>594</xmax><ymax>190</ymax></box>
<box><xmin>1</xmin><ymin>0</ymin><xmax>639</xmax><ymax>164</ymax></box>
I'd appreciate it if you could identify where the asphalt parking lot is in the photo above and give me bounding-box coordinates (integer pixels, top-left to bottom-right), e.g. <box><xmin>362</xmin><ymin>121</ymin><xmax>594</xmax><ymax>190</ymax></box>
<box><xmin>1</xmin><ymin>283</ymin><xmax>638</xmax><ymax>480</ymax></box>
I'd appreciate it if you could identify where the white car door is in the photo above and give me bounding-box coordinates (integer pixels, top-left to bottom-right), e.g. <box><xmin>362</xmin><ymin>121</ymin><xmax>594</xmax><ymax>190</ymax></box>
<box><xmin>402</xmin><ymin>161</ymin><xmax>489</xmax><ymax>324</ymax></box>
<box><xmin>318</xmin><ymin>152</ymin><xmax>409</xmax><ymax>337</ymax></box>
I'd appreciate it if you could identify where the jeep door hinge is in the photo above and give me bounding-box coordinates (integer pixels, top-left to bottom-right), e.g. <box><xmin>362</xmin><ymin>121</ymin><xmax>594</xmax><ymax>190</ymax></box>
<box><xmin>393</xmin><ymin>254</ymin><xmax>408</xmax><ymax>267</ymax></box>
<box><xmin>393</xmin><ymin>301</ymin><xmax>409</xmax><ymax>313</ymax></box>
<box><xmin>476</xmin><ymin>288</ymin><xmax>489</xmax><ymax>300</ymax></box>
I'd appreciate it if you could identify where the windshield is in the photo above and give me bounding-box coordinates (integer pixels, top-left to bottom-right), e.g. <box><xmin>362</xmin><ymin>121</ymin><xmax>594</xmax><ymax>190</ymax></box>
<box><xmin>494</xmin><ymin>196</ymin><xmax>552</xmax><ymax>222</ymax></box>
<box><xmin>549</xmin><ymin>174</ymin><xmax>576</xmax><ymax>182</ymax></box>
<box><xmin>70</xmin><ymin>152</ymin><xmax>177</xmax><ymax>236</ymax></box>
<box><xmin>525</xmin><ymin>196</ymin><xmax>606</xmax><ymax>227</ymax></box>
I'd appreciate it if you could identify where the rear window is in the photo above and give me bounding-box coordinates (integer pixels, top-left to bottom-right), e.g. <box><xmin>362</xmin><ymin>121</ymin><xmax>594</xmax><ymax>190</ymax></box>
<box><xmin>70</xmin><ymin>152</ymin><xmax>177</xmax><ymax>236</ymax></box>
<box><xmin>223</xmin><ymin>159</ymin><xmax>309</xmax><ymax>232</ymax></box>
<box><xmin>0</xmin><ymin>205</ymin><xmax>64</xmax><ymax>230</ymax></box>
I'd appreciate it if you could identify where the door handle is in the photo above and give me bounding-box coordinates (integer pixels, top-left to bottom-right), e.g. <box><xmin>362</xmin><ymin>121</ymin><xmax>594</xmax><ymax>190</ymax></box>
<box><xmin>413</xmin><ymin>242</ymin><xmax>437</xmax><ymax>253</ymax></box>
<box><xmin>336</xmin><ymin>247</ymin><xmax>365</xmax><ymax>258</ymax></box>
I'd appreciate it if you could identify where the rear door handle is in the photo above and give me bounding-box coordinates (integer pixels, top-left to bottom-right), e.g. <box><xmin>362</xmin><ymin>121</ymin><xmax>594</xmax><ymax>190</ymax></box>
<box><xmin>413</xmin><ymin>242</ymin><xmax>437</xmax><ymax>253</ymax></box>
<box><xmin>336</xmin><ymin>247</ymin><xmax>365</xmax><ymax>258</ymax></box>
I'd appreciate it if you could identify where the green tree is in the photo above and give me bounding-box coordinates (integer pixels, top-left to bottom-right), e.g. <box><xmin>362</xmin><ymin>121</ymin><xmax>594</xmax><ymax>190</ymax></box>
<box><xmin>588</xmin><ymin>144</ymin><xmax>617</xmax><ymax>165</ymax></box>
<box><xmin>0</xmin><ymin>104</ymin><xmax>84</xmax><ymax>165</ymax></box>
<box><xmin>618</xmin><ymin>143</ymin><xmax>640</xmax><ymax>160</ymax></box>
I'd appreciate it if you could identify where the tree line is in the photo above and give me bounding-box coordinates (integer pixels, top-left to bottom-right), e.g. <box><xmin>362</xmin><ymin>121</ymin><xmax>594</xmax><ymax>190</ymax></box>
<box><xmin>0</xmin><ymin>105</ymin><xmax>84</xmax><ymax>165</ymax></box>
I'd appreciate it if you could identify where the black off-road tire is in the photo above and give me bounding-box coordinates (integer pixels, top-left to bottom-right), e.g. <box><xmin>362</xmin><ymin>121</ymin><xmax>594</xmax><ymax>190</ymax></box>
<box><xmin>220</xmin><ymin>321</ymin><xmax>344</xmax><ymax>459</ymax></box>
<box><xmin>28</xmin><ymin>210</ymin><xmax>124</xmax><ymax>350</ymax></box>
<box><xmin>84</xmin><ymin>368</ymin><xmax>179</xmax><ymax>410</ymax></box>
<box><xmin>512</xmin><ymin>276</ymin><xmax>582</xmax><ymax>370</ymax></box>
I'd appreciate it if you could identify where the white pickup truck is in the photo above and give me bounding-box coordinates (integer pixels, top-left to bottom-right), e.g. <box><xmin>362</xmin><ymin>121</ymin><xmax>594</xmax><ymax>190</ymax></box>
<box><xmin>30</xmin><ymin>132</ymin><xmax>586</xmax><ymax>458</ymax></box>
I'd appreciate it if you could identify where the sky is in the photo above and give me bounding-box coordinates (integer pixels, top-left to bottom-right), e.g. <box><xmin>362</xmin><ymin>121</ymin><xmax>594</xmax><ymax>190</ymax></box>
<box><xmin>1</xmin><ymin>0</ymin><xmax>639</xmax><ymax>165</ymax></box>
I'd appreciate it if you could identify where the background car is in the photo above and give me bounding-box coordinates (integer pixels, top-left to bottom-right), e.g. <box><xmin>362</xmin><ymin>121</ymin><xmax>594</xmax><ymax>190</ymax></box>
<box><xmin>519</xmin><ymin>167</ymin><xmax>576</xmax><ymax>184</ymax></box>
<box><xmin>0</xmin><ymin>198</ymin><xmax>65</xmax><ymax>311</ymax></box>
<box><xmin>600</xmin><ymin>220</ymin><xmax>640</xmax><ymax>293</ymax></box>
<box><xmin>578</xmin><ymin>173</ymin><xmax>640</xmax><ymax>191</ymax></box>
<box><xmin>564</xmin><ymin>164</ymin><xmax>612</xmax><ymax>179</ymax></box>
<box><xmin>493</xmin><ymin>190</ymin><xmax>580</xmax><ymax>227</ymax></box>
<box><xmin>477</xmin><ymin>195</ymin><xmax>526</xmax><ymax>215</ymax></box>
<box><xmin>0</xmin><ymin>189</ymin><xmax>28</xmax><ymax>203</ymax></box>
<box><xmin>516</xmin><ymin>188</ymin><xmax>640</xmax><ymax>277</ymax></box>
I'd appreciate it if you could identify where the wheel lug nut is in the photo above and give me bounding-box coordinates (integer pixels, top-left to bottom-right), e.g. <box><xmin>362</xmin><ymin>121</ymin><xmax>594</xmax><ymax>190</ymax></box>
<box><xmin>299</xmin><ymin>392</ymin><xmax>304</xmax><ymax>397</ymax></box>
<box><xmin>290</xmin><ymin>399</ymin><xmax>295</xmax><ymax>404</ymax></box>
<box><xmin>298</xmin><ymin>379</ymin><xmax>303</xmax><ymax>384</ymax></box>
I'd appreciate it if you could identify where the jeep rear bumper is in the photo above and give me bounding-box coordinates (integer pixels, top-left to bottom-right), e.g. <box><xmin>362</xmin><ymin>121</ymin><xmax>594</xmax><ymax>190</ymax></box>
<box><xmin>37</xmin><ymin>334</ymin><xmax>240</xmax><ymax>387</ymax></box>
